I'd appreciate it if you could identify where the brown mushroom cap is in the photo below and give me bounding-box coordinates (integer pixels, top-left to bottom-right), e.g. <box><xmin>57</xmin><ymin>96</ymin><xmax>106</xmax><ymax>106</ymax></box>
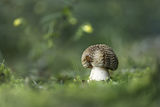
<box><xmin>81</xmin><ymin>44</ymin><xmax>118</xmax><ymax>70</ymax></box>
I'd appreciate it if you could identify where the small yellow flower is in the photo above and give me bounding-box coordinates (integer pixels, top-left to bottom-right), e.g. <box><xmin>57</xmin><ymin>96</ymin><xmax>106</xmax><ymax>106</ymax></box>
<box><xmin>13</xmin><ymin>18</ymin><xmax>23</xmax><ymax>27</ymax></box>
<box><xmin>69</xmin><ymin>17</ymin><xmax>77</xmax><ymax>25</ymax></box>
<box><xmin>82</xmin><ymin>24</ymin><xmax>93</xmax><ymax>33</ymax></box>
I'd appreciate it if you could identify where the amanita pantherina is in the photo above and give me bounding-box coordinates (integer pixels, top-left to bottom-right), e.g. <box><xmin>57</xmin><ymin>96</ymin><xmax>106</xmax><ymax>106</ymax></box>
<box><xmin>81</xmin><ymin>44</ymin><xmax>118</xmax><ymax>81</ymax></box>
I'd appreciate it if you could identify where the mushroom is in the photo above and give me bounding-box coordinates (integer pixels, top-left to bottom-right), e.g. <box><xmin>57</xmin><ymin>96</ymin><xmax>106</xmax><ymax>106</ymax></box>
<box><xmin>81</xmin><ymin>44</ymin><xmax>118</xmax><ymax>81</ymax></box>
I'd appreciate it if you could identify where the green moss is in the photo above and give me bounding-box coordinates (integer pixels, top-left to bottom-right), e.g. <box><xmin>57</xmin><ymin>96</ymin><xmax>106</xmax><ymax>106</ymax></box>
<box><xmin>0</xmin><ymin>63</ymin><xmax>12</xmax><ymax>83</ymax></box>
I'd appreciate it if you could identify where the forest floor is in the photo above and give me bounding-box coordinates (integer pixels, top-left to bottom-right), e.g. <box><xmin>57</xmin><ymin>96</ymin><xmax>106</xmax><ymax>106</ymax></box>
<box><xmin>0</xmin><ymin>37</ymin><xmax>159</xmax><ymax>107</ymax></box>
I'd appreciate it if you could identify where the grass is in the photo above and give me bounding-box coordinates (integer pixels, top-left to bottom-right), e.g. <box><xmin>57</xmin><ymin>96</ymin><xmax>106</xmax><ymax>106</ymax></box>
<box><xmin>0</xmin><ymin>56</ymin><xmax>159</xmax><ymax>107</ymax></box>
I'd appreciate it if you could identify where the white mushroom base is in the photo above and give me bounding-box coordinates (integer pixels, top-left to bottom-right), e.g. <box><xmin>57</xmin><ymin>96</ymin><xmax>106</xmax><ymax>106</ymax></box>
<box><xmin>88</xmin><ymin>67</ymin><xmax>110</xmax><ymax>81</ymax></box>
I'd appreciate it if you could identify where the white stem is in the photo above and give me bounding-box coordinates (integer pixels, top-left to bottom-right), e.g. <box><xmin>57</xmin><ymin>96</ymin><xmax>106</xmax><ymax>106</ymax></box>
<box><xmin>89</xmin><ymin>67</ymin><xmax>110</xmax><ymax>81</ymax></box>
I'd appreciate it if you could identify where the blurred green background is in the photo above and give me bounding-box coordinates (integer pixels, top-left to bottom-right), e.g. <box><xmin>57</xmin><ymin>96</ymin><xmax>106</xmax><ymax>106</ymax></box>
<box><xmin>0</xmin><ymin>0</ymin><xmax>160</xmax><ymax>107</ymax></box>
